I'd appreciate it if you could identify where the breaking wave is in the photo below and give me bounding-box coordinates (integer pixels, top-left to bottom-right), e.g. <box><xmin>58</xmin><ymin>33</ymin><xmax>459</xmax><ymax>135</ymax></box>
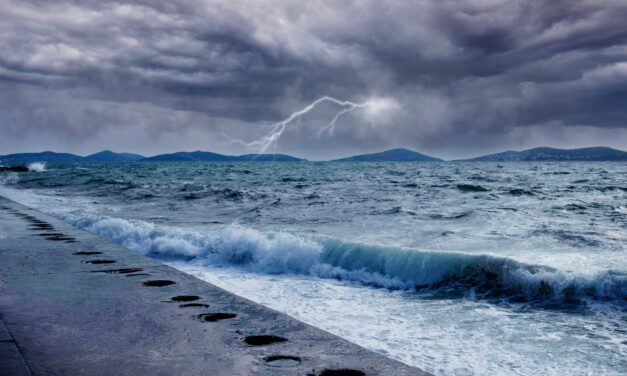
<box><xmin>70</xmin><ymin>214</ymin><xmax>626</xmax><ymax>304</ymax></box>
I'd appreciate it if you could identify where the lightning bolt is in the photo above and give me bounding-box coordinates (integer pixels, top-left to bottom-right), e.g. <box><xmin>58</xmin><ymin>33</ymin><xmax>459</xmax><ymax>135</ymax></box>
<box><xmin>232</xmin><ymin>96</ymin><xmax>373</xmax><ymax>155</ymax></box>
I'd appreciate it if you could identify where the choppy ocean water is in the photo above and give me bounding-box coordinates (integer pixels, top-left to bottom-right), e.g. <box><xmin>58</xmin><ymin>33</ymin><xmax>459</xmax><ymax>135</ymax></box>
<box><xmin>0</xmin><ymin>161</ymin><xmax>625</xmax><ymax>375</ymax></box>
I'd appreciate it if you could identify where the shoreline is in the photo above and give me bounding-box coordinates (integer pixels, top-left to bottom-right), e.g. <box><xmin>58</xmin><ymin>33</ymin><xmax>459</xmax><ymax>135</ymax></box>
<box><xmin>0</xmin><ymin>196</ymin><xmax>429</xmax><ymax>376</ymax></box>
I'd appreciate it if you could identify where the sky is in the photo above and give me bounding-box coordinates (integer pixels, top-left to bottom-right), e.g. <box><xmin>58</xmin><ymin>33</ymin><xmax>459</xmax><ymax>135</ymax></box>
<box><xmin>0</xmin><ymin>0</ymin><xmax>626</xmax><ymax>160</ymax></box>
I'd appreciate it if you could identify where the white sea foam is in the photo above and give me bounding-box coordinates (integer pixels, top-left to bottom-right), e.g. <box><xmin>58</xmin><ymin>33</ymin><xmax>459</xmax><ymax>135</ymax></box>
<box><xmin>55</xmin><ymin>211</ymin><xmax>627</xmax><ymax>302</ymax></box>
<box><xmin>27</xmin><ymin>162</ymin><xmax>46</xmax><ymax>172</ymax></box>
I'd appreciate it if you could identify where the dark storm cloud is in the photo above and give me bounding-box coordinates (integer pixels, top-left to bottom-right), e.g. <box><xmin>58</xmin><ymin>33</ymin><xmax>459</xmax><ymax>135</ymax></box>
<box><xmin>0</xmin><ymin>0</ymin><xmax>626</xmax><ymax>159</ymax></box>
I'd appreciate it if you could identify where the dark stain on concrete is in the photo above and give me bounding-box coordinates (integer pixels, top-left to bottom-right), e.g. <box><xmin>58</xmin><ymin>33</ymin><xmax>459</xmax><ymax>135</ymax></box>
<box><xmin>45</xmin><ymin>235</ymin><xmax>76</xmax><ymax>241</ymax></box>
<box><xmin>82</xmin><ymin>260</ymin><xmax>117</xmax><ymax>264</ymax></box>
<box><xmin>30</xmin><ymin>224</ymin><xmax>54</xmax><ymax>230</ymax></box>
<box><xmin>171</xmin><ymin>295</ymin><xmax>200</xmax><ymax>302</ymax></box>
<box><xmin>179</xmin><ymin>303</ymin><xmax>210</xmax><ymax>308</ymax></box>
<box><xmin>143</xmin><ymin>280</ymin><xmax>176</xmax><ymax>287</ymax></box>
<box><xmin>244</xmin><ymin>335</ymin><xmax>287</xmax><ymax>346</ymax></box>
<box><xmin>319</xmin><ymin>369</ymin><xmax>366</xmax><ymax>376</ymax></box>
<box><xmin>198</xmin><ymin>313</ymin><xmax>237</xmax><ymax>322</ymax></box>
<box><xmin>264</xmin><ymin>355</ymin><xmax>301</xmax><ymax>367</ymax></box>
<box><xmin>91</xmin><ymin>268</ymin><xmax>143</xmax><ymax>274</ymax></box>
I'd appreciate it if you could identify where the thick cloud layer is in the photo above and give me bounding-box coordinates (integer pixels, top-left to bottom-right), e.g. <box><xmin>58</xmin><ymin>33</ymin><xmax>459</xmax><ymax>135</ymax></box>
<box><xmin>1</xmin><ymin>0</ymin><xmax>626</xmax><ymax>159</ymax></box>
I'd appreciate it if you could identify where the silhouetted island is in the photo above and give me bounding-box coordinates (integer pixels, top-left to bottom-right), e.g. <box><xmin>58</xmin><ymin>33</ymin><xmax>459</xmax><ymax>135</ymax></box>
<box><xmin>460</xmin><ymin>147</ymin><xmax>627</xmax><ymax>161</ymax></box>
<box><xmin>84</xmin><ymin>150</ymin><xmax>145</xmax><ymax>162</ymax></box>
<box><xmin>332</xmin><ymin>148</ymin><xmax>442</xmax><ymax>162</ymax></box>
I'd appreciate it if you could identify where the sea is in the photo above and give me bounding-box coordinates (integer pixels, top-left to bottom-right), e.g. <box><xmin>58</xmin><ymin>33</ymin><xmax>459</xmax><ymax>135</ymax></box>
<box><xmin>0</xmin><ymin>161</ymin><xmax>625</xmax><ymax>375</ymax></box>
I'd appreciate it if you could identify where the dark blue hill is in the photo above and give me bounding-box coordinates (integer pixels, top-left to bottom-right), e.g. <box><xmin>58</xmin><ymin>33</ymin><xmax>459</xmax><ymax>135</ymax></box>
<box><xmin>332</xmin><ymin>148</ymin><xmax>442</xmax><ymax>162</ymax></box>
<box><xmin>141</xmin><ymin>151</ymin><xmax>237</xmax><ymax>162</ymax></box>
<box><xmin>85</xmin><ymin>150</ymin><xmax>145</xmax><ymax>162</ymax></box>
<box><xmin>0</xmin><ymin>151</ymin><xmax>83</xmax><ymax>163</ymax></box>
<box><xmin>461</xmin><ymin>147</ymin><xmax>627</xmax><ymax>161</ymax></box>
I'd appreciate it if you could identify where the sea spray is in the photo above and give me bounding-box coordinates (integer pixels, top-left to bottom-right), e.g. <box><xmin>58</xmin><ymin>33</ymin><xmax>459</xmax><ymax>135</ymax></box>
<box><xmin>27</xmin><ymin>162</ymin><xmax>46</xmax><ymax>172</ymax></box>
<box><xmin>67</xmin><ymin>214</ymin><xmax>627</xmax><ymax>303</ymax></box>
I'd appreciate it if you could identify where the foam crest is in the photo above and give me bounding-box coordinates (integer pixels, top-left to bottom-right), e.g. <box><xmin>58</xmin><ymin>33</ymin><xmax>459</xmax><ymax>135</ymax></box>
<box><xmin>208</xmin><ymin>225</ymin><xmax>321</xmax><ymax>273</ymax></box>
<box><xmin>73</xmin><ymin>215</ymin><xmax>321</xmax><ymax>275</ymax></box>
<box><xmin>75</xmin><ymin>216</ymin><xmax>207</xmax><ymax>259</ymax></box>
<box><xmin>66</xmin><ymin>214</ymin><xmax>627</xmax><ymax>302</ymax></box>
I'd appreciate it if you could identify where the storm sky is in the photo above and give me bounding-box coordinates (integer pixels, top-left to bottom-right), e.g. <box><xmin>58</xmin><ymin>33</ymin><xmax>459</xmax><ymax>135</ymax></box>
<box><xmin>1</xmin><ymin>0</ymin><xmax>626</xmax><ymax>160</ymax></box>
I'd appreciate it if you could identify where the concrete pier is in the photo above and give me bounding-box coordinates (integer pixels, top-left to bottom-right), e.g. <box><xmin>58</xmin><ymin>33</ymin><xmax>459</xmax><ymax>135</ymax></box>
<box><xmin>0</xmin><ymin>196</ymin><xmax>429</xmax><ymax>376</ymax></box>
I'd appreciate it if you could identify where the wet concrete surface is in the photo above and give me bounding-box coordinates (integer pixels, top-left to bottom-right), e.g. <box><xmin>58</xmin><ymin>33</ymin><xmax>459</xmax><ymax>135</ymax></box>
<box><xmin>0</xmin><ymin>196</ymin><xmax>430</xmax><ymax>376</ymax></box>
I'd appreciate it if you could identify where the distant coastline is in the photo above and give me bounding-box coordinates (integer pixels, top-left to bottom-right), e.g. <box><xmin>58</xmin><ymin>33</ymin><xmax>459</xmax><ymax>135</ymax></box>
<box><xmin>1</xmin><ymin>146</ymin><xmax>626</xmax><ymax>164</ymax></box>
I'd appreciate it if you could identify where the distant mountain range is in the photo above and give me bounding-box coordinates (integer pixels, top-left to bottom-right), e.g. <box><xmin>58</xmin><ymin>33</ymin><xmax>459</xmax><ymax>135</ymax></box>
<box><xmin>0</xmin><ymin>150</ymin><xmax>144</xmax><ymax>163</ymax></box>
<box><xmin>141</xmin><ymin>151</ymin><xmax>304</xmax><ymax>162</ymax></box>
<box><xmin>332</xmin><ymin>148</ymin><xmax>443</xmax><ymax>162</ymax></box>
<box><xmin>1</xmin><ymin>147</ymin><xmax>625</xmax><ymax>164</ymax></box>
<box><xmin>0</xmin><ymin>150</ymin><xmax>304</xmax><ymax>163</ymax></box>
<box><xmin>0</xmin><ymin>151</ymin><xmax>86</xmax><ymax>163</ymax></box>
<box><xmin>458</xmin><ymin>147</ymin><xmax>627</xmax><ymax>162</ymax></box>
